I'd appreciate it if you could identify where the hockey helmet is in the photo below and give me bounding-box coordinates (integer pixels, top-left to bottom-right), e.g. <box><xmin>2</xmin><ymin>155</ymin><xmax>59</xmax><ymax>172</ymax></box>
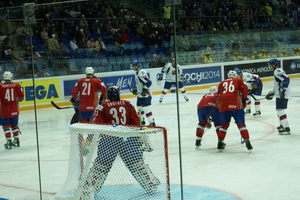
<box><xmin>3</xmin><ymin>71</ymin><xmax>13</xmax><ymax>81</ymax></box>
<box><xmin>107</xmin><ymin>86</ymin><xmax>120</xmax><ymax>101</ymax></box>
<box><xmin>227</xmin><ymin>70</ymin><xmax>237</xmax><ymax>78</ymax></box>
<box><xmin>85</xmin><ymin>67</ymin><xmax>94</xmax><ymax>75</ymax></box>
<box><xmin>131</xmin><ymin>59</ymin><xmax>139</xmax><ymax>66</ymax></box>
<box><xmin>268</xmin><ymin>58</ymin><xmax>279</xmax><ymax>66</ymax></box>
<box><xmin>234</xmin><ymin>68</ymin><xmax>242</xmax><ymax>75</ymax></box>
<box><xmin>209</xmin><ymin>86</ymin><xmax>218</xmax><ymax>93</ymax></box>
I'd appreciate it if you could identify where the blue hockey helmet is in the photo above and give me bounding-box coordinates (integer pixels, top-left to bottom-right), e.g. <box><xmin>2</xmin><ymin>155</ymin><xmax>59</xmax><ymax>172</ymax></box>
<box><xmin>131</xmin><ymin>59</ymin><xmax>139</xmax><ymax>66</ymax></box>
<box><xmin>268</xmin><ymin>58</ymin><xmax>279</xmax><ymax>66</ymax></box>
<box><xmin>234</xmin><ymin>68</ymin><xmax>242</xmax><ymax>75</ymax></box>
<box><xmin>107</xmin><ymin>86</ymin><xmax>120</xmax><ymax>101</ymax></box>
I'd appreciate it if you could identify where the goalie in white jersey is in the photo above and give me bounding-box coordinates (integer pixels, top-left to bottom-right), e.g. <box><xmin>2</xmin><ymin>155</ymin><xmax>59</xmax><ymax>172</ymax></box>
<box><xmin>234</xmin><ymin>68</ymin><xmax>263</xmax><ymax>117</ymax></box>
<box><xmin>157</xmin><ymin>57</ymin><xmax>189</xmax><ymax>103</ymax></box>
<box><xmin>266</xmin><ymin>58</ymin><xmax>291</xmax><ymax>135</ymax></box>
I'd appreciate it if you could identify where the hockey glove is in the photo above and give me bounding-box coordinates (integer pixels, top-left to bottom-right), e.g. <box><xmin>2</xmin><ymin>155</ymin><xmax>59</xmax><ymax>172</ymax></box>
<box><xmin>99</xmin><ymin>98</ymin><xmax>106</xmax><ymax>104</ymax></box>
<box><xmin>265</xmin><ymin>91</ymin><xmax>275</xmax><ymax>100</ymax></box>
<box><xmin>70</xmin><ymin>98</ymin><xmax>79</xmax><ymax>108</ymax></box>
<box><xmin>157</xmin><ymin>73</ymin><xmax>163</xmax><ymax>81</ymax></box>
<box><xmin>242</xmin><ymin>98</ymin><xmax>249</xmax><ymax>109</ymax></box>
<box><xmin>141</xmin><ymin>88</ymin><xmax>148</xmax><ymax>97</ymax></box>
<box><xmin>131</xmin><ymin>87</ymin><xmax>138</xmax><ymax>95</ymax></box>
<box><xmin>279</xmin><ymin>88</ymin><xmax>286</xmax><ymax>98</ymax></box>
<box><xmin>180</xmin><ymin>75</ymin><xmax>187</xmax><ymax>83</ymax></box>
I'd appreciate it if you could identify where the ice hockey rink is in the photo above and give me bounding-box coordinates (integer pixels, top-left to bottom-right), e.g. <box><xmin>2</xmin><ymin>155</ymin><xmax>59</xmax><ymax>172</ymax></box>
<box><xmin>0</xmin><ymin>78</ymin><xmax>299</xmax><ymax>200</ymax></box>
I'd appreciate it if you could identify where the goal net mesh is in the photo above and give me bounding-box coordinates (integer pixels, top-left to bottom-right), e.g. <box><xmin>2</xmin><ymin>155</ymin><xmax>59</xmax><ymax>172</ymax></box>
<box><xmin>54</xmin><ymin>123</ymin><xmax>170</xmax><ymax>200</ymax></box>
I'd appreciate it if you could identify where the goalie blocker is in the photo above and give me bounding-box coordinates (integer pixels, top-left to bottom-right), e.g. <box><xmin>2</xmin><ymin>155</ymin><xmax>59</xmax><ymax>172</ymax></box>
<box><xmin>54</xmin><ymin>123</ymin><xmax>170</xmax><ymax>200</ymax></box>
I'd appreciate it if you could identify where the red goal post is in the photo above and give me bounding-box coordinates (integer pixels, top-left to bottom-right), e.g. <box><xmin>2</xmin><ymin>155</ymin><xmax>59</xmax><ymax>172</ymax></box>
<box><xmin>54</xmin><ymin>123</ymin><xmax>170</xmax><ymax>200</ymax></box>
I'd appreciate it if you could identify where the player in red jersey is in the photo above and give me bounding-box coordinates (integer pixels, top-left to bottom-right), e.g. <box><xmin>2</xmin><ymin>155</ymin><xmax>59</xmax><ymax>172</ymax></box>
<box><xmin>0</xmin><ymin>71</ymin><xmax>24</xmax><ymax>149</ymax></box>
<box><xmin>78</xmin><ymin>86</ymin><xmax>160</xmax><ymax>197</ymax></box>
<box><xmin>217</xmin><ymin>70</ymin><xmax>253</xmax><ymax>151</ymax></box>
<box><xmin>195</xmin><ymin>86</ymin><xmax>221</xmax><ymax>149</ymax></box>
<box><xmin>71</xmin><ymin>67</ymin><xmax>107</xmax><ymax>123</ymax></box>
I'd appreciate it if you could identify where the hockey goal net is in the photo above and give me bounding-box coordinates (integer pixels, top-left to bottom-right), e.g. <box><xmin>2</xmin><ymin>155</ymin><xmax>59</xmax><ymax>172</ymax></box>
<box><xmin>54</xmin><ymin>123</ymin><xmax>170</xmax><ymax>200</ymax></box>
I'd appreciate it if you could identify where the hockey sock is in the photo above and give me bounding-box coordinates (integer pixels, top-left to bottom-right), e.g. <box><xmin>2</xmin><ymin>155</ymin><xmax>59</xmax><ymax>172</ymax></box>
<box><xmin>277</xmin><ymin>109</ymin><xmax>290</xmax><ymax>128</ymax></box>
<box><xmin>254</xmin><ymin>101</ymin><xmax>261</xmax><ymax>112</ymax></box>
<box><xmin>237</xmin><ymin>123</ymin><xmax>250</xmax><ymax>139</ymax></box>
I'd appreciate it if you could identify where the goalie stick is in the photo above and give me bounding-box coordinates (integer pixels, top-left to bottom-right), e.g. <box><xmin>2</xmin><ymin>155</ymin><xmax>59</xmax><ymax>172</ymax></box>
<box><xmin>51</xmin><ymin>101</ymin><xmax>74</xmax><ymax>109</ymax></box>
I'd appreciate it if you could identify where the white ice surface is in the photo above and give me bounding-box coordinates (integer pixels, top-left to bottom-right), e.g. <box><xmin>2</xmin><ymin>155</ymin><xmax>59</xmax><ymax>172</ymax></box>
<box><xmin>0</xmin><ymin>78</ymin><xmax>299</xmax><ymax>200</ymax></box>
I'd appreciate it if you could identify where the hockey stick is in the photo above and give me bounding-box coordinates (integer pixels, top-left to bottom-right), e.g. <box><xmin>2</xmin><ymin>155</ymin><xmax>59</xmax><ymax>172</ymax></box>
<box><xmin>51</xmin><ymin>101</ymin><xmax>73</xmax><ymax>109</ymax></box>
<box><xmin>127</xmin><ymin>84</ymin><xmax>139</xmax><ymax>95</ymax></box>
<box><xmin>250</xmin><ymin>94</ymin><xmax>266</xmax><ymax>101</ymax></box>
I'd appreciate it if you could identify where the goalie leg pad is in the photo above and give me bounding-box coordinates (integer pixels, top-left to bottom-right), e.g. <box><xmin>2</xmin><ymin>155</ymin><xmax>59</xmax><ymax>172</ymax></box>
<box><xmin>128</xmin><ymin>161</ymin><xmax>160</xmax><ymax>193</ymax></box>
<box><xmin>79</xmin><ymin>162</ymin><xmax>112</xmax><ymax>196</ymax></box>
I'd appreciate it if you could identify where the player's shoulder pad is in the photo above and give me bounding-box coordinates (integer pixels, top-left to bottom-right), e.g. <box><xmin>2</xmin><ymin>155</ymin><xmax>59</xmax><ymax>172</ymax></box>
<box><xmin>139</xmin><ymin>69</ymin><xmax>147</xmax><ymax>77</ymax></box>
<box><xmin>96</xmin><ymin>104</ymin><xmax>104</xmax><ymax>111</ymax></box>
<box><xmin>275</xmin><ymin>68</ymin><xmax>284</xmax><ymax>76</ymax></box>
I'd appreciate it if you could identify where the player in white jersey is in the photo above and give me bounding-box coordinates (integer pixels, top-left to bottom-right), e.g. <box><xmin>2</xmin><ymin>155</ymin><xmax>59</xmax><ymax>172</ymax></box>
<box><xmin>234</xmin><ymin>68</ymin><xmax>263</xmax><ymax>117</ymax></box>
<box><xmin>131</xmin><ymin>59</ymin><xmax>156</xmax><ymax>126</ymax></box>
<box><xmin>157</xmin><ymin>58</ymin><xmax>189</xmax><ymax>103</ymax></box>
<box><xmin>266</xmin><ymin>58</ymin><xmax>291</xmax><ymax>135</ymax></box>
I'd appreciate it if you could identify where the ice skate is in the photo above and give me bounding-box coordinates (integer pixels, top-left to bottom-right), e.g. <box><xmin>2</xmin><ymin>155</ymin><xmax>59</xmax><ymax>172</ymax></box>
<box><xmin>4</xmin><ymin>140</ymin><xmax>12</xmax><ymax>149</ymax></box>
<box><xmin>253</xmin><ymin>111</ymin><xmax>261</xmax><ymax>117</ymax></box>
<box><xmin>244</xmin><ymin>139</ymin><xmax>253</xmax><ymax>150</ymax></box>
<box><xmin>159</xmin><ymin>98</ymin><xmax>163</xmax><ymax>103</ymax></box>
<box><xmin>12</xmin><ymin>138</ymin><xmax>20</xmax><ymax>147</ymax></box>
<box><xmin>217</xmin><ymin>139</ymin><xmax>226</xmax><ymax>151</ymax></box>
<box><xmin>195</xmin><ymin>139</ymin><xmax>201</xmax><ymax>149</ymax></box>
<box><xmin>244</xmin><ymin>109</ymin><xmax>251</xmax><ymax>115</ymax></box>
<box><xmin>184</xmin><ymin>97</ymin><xmax>189</xmax><ymax>102</ymax></box>
<box><xmin>149</xmin><ymin>122</ymin><xmax>156</xmax><ymax>126</ymax></box>
<box><xmin>278</xmin><ymin>127</ymin><xmax>291</xmax><ymax>135</ymax></box>
<box><xmin>277</xmin><ymin>125</ymin><xmax>284</xmax><ymax>132</ymax></box>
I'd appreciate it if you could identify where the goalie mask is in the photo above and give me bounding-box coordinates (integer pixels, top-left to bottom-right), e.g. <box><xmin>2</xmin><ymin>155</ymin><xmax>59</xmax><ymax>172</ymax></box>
<box><xmin>107</xmin><ymin>86</ymin><xmax>120</xmax><ymax>101</ymax></box>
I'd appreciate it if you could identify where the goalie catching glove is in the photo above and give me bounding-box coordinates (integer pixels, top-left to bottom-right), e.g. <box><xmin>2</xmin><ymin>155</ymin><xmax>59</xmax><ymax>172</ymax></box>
<box><xmin>265</xmin><ymin>91</ymin><xmax>275</xmax><ymax>100</ymax></box>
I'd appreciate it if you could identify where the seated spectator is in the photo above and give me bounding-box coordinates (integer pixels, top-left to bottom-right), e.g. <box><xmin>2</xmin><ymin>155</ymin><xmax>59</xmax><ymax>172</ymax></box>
<box><xmin>79</xmin><ymin>14</ymin><xmax>89</xmax><ymax>36</ymax></box>
<box><xmin>144</xmin><ymin>33</ymin><xmax>156</xmax><ymax>48</ymax></box>
<box><xmin>69</xmin><ymin>37</ymin><xmax>78</xmax><ymax>51</ymax></box>
<box><xmin>202</xmin><ymin>52</ymin><xmax>213</xmax><ymax>63</ymax></box>
<box><xmin>86</xmin><ymin>36</ymin><xmax>97</xmax><ymax>51</ymax></box>
<box><xmin>95</xmin><ymin>36</ymin><xmax>106</xmax><ymax>51</ymax></box>
<box><xmin>46</xmin><ymin>34</ymin><xmax>63</xmax><ymax>58</ymax></box>
<box><xmin>155</xmin><ymin>35</ymin><xmax>164</xmax><ymax>48</ymax></box>
<box><xmin>1</xmin><ymin>35</ymin><xmax>24</xmax><ymax>65</ymax></box>
<box><xmin>40</xmin><ymin>26</ymin><xmax>49</xmax><ymax>41</ymax></box>
<box><xmin>232</xmin><ymin>51</ymin><xmax>244</xmax><ymax>61</ymax></box>
<box><xmin>258</xmin><ymin>49</ymin><xmax>270</xmax><ymax>59</ymax></box>
<box><xmin>149</xmin><ymin>54</ymin><xmax>165</xmax><ymax>68</ymax></box>
<box><xmin>111</xmin><ymin>41</ymin><xmax>124</xmax><ymax>56</ymax></box>
<box><xmin>280</xmin><ymin>50</ymin><xmax>288</xmax><ymax>57</ymax></box>
<box><xmin>119</xmin><ymin>29</ymin><xmax>130</xmax><ymax>43</ymax></box>
<box><xmin>77</xmin><ymin>35</ymin><xmax>88</xmax><ymax>49</ymax></box>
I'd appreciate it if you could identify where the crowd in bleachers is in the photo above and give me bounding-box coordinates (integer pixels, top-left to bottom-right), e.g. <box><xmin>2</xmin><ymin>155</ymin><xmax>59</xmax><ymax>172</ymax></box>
<box><xmin>1</xmin><ymin>0</ymin><xmax>300</xmax><ymax>78</ymax></box>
